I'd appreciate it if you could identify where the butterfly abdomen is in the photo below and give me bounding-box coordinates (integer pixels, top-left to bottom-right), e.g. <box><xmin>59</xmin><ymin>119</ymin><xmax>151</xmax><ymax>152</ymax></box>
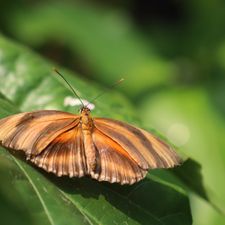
<box><xmin>81</xmin><ymin>111</ymin><xmax>97</xmax><ymax>174</ymax></box>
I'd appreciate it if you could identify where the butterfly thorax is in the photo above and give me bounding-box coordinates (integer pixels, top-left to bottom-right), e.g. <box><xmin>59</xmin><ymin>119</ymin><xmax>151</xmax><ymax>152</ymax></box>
<box><xmin>80</xmin><ymin>107</ymin><xmax>93</xmax><ymax>131</ymax></box>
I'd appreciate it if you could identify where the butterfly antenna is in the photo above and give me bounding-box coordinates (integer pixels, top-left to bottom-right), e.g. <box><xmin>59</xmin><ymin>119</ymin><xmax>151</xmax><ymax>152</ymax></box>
<box><xmin>53</xmin><ymin>68</ymin><xmax>84</xmax><ymax>107</ymax></box>
<box><xmin>86</xmin><ymin>78</ymin><xmax>124</xmax><ymax>107</ymax></box>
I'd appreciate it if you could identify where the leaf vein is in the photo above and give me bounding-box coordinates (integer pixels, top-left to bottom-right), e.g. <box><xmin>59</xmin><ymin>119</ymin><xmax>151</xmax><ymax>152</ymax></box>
<box><xmin>12</xmin><ymin>156</ymin><xmax>55</xmax><ymax>225</ymax></box>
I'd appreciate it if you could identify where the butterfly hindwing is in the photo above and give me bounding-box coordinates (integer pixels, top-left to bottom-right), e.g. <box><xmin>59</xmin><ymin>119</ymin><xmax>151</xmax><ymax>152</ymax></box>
<box><xmin>91</xmin><ymin>128</ymin><xmax>147</xmax><ymax>184</ymax></box>
<box><xmin>31</xmin><ymin>126</ymin><xmax>87</xmax><ymax>177</ymax></box>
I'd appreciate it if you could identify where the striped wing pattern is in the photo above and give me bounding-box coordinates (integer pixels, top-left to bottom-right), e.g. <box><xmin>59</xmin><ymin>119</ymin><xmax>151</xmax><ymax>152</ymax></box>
<box><xmin>31</xmin><ymin>127</ymin><xmax>87</xmax><ymax>177</ymax></box>
<box><xmin>94</xmin><ymin>118</ymin><xmax>181</xmax><ymax>171</ymax></box>
<box><xmin>91</xmin><ymin>129</ymin><xmax>147</xmax><ymax>184</ymax></box>
<box><xmin>0</xmin><ymin>110</ymin><xmax>79</xmax><ymax>156</ymax></box>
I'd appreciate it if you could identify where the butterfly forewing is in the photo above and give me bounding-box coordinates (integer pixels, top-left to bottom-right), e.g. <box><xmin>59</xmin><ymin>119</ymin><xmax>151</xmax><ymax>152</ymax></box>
<box><xmin>0</xmin><ymin>110</ymin><xmax>79</xmax><ymax>156</ymax></box>
<box><xmin>94</xmin><ymin>118</ymin><xmax>181</xmax><ymax>170</ymax></box>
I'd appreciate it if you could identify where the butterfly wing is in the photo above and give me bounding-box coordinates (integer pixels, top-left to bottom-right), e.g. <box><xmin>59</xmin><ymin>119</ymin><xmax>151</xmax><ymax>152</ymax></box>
<box><xmin>91</xmin><ymin>128</ymin><xmax>147</xmax><ymax>184</ymax></box>
<box><xmin>93</xmin><ymin>118</ymin><xmax>181</xmax><ymax>172</ymax></box>
<box><xmin>0</xmin><ymin>110</ymin><xmax>79</xmax><ymax>156</ymax></box>
<box><xmin>31</xmin><ymin>126</ymin><xmax>87</xmax><ymax>177</ymax></box>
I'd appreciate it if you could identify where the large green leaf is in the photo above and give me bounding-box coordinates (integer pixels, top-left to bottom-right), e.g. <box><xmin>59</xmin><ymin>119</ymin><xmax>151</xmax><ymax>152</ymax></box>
<box><xmin>0</xmin><ymin>35</ymin><xmax>192</xmax><ymax>224</ymax></box>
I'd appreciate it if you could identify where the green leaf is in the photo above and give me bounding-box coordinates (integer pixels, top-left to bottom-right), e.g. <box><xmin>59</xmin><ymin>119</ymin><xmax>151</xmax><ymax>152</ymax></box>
<box><xmin>0</xmin><ymin>147</ymin><xmax>92</xmax><ymax>225</ymax></box>
<box><xmin>0</xmin><ymin>35</ymin><xmax>192</xmax><ymax>224</ymax></box>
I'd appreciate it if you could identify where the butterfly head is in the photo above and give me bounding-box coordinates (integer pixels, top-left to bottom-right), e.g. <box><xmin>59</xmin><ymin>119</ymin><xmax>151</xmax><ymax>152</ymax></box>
<box><xmin>80</xmin><ymin>106</ymin><xmax>91</xmax><ymax>116</ymax></box>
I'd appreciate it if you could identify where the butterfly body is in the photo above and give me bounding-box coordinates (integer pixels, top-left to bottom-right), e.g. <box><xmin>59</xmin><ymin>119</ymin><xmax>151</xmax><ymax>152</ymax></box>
<box><xmin>0</xmin><ymin>107</ymin><xmax>181</xmax><ymax>185</ymax></box>
<box><xmin>80</xmin><ymin>107</ymin><xmax>97</xmax><ymax>173</ymax></box>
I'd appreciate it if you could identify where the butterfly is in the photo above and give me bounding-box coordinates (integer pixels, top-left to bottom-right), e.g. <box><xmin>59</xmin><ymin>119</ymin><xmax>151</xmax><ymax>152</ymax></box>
<box><xmin>0</xmin><ymin>70</ymin><xmax>181</xmax><ymax>185</ymax></box>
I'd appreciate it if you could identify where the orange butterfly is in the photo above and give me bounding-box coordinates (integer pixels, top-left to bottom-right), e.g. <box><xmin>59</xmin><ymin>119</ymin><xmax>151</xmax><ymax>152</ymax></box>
<box><xmin>0</xmin><ymin>70</ymin><xmax>181</xmax><ymax>185</ymax></box>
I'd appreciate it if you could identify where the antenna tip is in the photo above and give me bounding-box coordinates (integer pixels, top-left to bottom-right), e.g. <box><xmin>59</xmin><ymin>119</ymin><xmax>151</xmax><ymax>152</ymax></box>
<box><xmin>53</xmin><ymin>67</ymin><xmax>59</xmax><ymax>73</ymax></box>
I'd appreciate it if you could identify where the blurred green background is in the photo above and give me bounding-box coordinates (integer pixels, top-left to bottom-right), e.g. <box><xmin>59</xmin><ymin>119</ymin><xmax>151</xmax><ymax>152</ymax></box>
<box><xmin>0</xmin><ymin>0</ymin><xmax>225</xmax><ymax>224</ymax></box>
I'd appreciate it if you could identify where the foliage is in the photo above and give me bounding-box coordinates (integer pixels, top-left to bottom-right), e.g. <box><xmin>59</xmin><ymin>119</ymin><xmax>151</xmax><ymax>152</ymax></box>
<box><xmin>0</xmin><ymin>1</ymin><xmax>225</xmax><ymax>224</ymax></box>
